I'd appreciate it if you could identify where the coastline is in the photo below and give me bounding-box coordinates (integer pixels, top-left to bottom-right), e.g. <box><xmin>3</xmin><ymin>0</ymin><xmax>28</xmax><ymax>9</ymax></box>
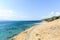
<box><xmin>10</xmin><ymin>19</ymin><xmax>60</xmax><ymax>40</ymax></box>
<box><xmin>10</xmin><ymin>21</ymin><xmax>48</xmax><ymax>40</ymax></box>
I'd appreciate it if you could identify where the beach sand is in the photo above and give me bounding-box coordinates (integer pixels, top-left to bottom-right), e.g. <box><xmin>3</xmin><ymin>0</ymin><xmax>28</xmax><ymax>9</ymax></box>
<box><xmin>10</xmin><ymin>19</ymin><xmax>60</xmax><ymax>40</ymax></box>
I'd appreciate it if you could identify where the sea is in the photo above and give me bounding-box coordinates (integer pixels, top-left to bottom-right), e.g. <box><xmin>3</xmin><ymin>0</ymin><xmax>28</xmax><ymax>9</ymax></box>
<box><xmin>0</xmin><ymin>20</ymin><xmax>42</xmax><ymax>40</ymax></box>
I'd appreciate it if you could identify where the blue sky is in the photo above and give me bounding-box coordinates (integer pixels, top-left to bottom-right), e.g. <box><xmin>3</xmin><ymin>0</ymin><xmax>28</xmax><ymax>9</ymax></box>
<box><xmin>0</xmin><ymin>0</ymin><xmax>60</xmax><ymax>20</ymax></box>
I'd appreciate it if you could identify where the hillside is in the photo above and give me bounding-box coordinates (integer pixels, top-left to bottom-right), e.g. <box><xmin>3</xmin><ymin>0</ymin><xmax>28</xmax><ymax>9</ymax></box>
<box><xmin>10</xmin><ymin>16</ymin><xmax>60</xmax><ymax>40</ymax></box>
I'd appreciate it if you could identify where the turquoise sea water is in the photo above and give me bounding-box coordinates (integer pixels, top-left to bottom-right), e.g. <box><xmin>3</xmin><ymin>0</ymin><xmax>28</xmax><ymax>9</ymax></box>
<box><xmin>0</xmin><ymin>21</ymin><xmax>42</xmax><ymax>40</ymax></box>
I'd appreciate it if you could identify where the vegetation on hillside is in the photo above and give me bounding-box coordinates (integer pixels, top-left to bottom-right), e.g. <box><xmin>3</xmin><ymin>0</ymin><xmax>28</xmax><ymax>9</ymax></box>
<box><xmin>43</xmin><ymin>16</ymin><xmax>60</xmax><ymax>22</ymax></box>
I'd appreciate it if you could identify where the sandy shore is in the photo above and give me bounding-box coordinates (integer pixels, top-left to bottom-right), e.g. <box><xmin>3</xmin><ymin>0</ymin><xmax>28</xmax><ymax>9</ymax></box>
<box><xmin>10</xmin><ymin>19</ymin><xmax>60</xmax><ymax>40</ymax></box>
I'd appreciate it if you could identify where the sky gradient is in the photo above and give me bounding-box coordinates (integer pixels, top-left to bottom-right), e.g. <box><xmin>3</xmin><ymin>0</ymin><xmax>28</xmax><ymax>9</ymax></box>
<box><xmin>0</xmin><ymin>0</ymin><xmax>60</xmax><ymax>20</ymax></box>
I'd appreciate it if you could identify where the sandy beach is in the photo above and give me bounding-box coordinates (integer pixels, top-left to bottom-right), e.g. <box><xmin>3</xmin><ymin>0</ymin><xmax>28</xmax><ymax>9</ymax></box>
<box><xmin>10</xmin><ymin>19</ymin><xmax>60</xmax><ymax>40</ymax></box>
